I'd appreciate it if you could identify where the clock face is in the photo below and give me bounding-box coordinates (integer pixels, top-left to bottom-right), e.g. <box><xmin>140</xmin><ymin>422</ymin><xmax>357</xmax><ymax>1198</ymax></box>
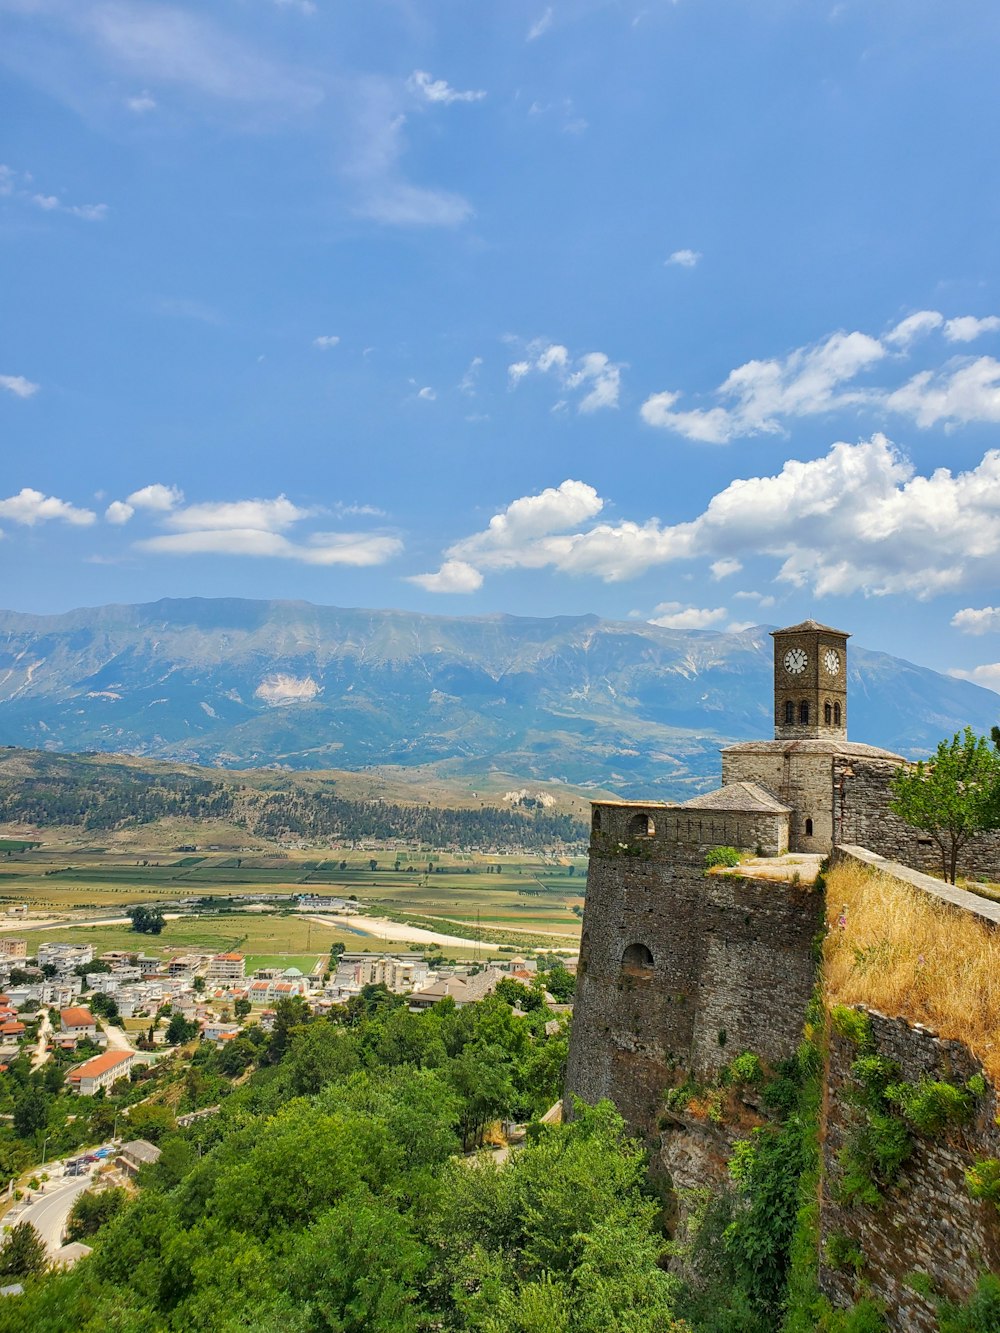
<box><xmin>823</xmin><ymin>648</ymin><xmax>840</xmax><ymax>675</ymax></box>
<box><xmin>783</xmin><ymin>647</ymin><xmax>808</xmax><ymax>675</ymax></box>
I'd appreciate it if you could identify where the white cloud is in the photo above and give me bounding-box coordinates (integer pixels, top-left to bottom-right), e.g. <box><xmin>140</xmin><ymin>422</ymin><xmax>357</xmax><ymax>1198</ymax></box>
<box><xmin>951</xmin><ymin>607</ymin><xmax>1000</xmax><ymax>635</ymax></box>
<box><xmin>0</xmin><ymin>488</ymin><xmax>95</xmax><ymax>526</ymax></box>
<box><xmin>886</xmin><ymin>357</ymin><xmax>1000</xmax><ymax>428</ymax></box>
<box><xmin>425</xmin><ymin>435</ymin><xmax>1000</xmax><ymax>597</ymax></box>
<box><xmin>528</xmin><ymin>7</ymin><xmax>554</xmax><ymax>39</ymax></box>
<box><xmin>946</xmin><ymin>664</ymin><xmax>1000</xmax><ymax>695</ymax></box>
<box><xmin>460</xmin><ymin>356</ymin><xmax>483</xmax><ymax>395</ymax></box>
<box><xmin>68</xmin><ymin>202</ymin><xmax>108</xmax><ymax>221</ymax></box>
<box><xmin>127</xmin><ymin>483</ymin><xmax>183</xmax><ymax>511</ymax></box>
<box><xmin>105</xmin><ymin>500</ymin><xmax>135</xmax><ymax>525</ymax></box>
<box><xmin>0</xmin><ymin>374</ymin><xmax>39</xmax><ymax>399</ymax></box>
<box><xmin>734</xmin><ymin>591</ymin><xmax>776</xmax><ymax>608</ymax></box>
<box><xmin>727</xmin><ymin>620</ymin><xmax>757</xmax><ymax>633</ymax></box>
<box><xmin>417</xmin><ymin>386</ymin><xmax>436</xmax><ymax>401</ymax></box>
<box><xmin>642</xmin><ymin>329</ymin><xmax>885</xmax><ymax>443</ymax></box>
<box><xmin>126</xmin><ymin>90</ymin><xmax>156</xmax><ymax>113</ymax></box>
<box><xmin>407</xmin><ymin>71</ymin><xmax>485</xmax><ymax>106</ymax></box>
<box><xmin>884</xmin><ymin>310</ymin><xmax>943</xmax><ymax>348</ymax></box>
<box><xmin>407</xmin><ymin>559</ymin><xmax>484</xmax><ymax>594</ymax></box>
<box><xmin>508</xmin><ymin>340</ymin><xmax>623</xmax><ymax>412</ymax></box>
<box><xmin>138</xmin><ymin>527</ymin><xmax>401</xmax><ymax>566</ymax></box>
<box><xmin>648</xmin><ymin>603</ymin><xmax>727</xmax><ymax>630</ymax></box>
<box><xmin>710</xmin><ymin>557</ymin><xmax>742</xmax><ymax>580</ymax></box>
<box><xmin>313</xmin><ymin>335</ymin><xmax>340</xmax><ymax>349</ymax></box>
<box><xmin>271</xmin><ymin>0</ymin><xmax>317</xmax><ymax>14</ymax></box>
<box><xmin>165</xmin><ymin>495</ymin><xmax>309</xmax><ymax>532</ymax></box>
<box><xmin>31</xmin><ymin>193</ymin><xmax>59</xmax><ymax>211</ymax></box>
<box><xmin>0</xmin><ymin>165</ymin><xmax>14</xmax><ymax>196</ymax></box>
<box><xmin>666</xmin><ymin>249</ymin><xmax>701</xmax><ymax>268</ymax></box>
<box><xmin>944</xmin><ymin>316</ymin><xmax>1000</xmax><ymax>343</ymax></box>
<box><xmin>346</xmin><ymin>81</ymin><xmax>474</xmax><ymax>227</ymax></box>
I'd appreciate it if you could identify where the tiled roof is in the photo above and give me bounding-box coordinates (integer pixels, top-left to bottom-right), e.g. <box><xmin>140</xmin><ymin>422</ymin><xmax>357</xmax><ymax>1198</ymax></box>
<box><xmin>682</xmin><ymin>782</ymin><xmax>791</xmax><ymax>814</ymax></box>
<box><xmin>60</xmin><ymin>1007</ymin><xmax>96</xmax><ymax>1026</ymax></box>
<box><xmin>770</xmin><ymin>619</ymin><xmax>850</xmax><ymax>637</ymax></box>
<box><xmin>67</xmin><ymin>1050</ymin><xmax>135</xmax><ymax>1080</ymax></box>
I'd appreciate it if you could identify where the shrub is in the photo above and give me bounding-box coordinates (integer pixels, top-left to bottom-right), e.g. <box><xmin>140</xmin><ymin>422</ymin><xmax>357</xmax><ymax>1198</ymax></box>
<box><xmin>965</xmin><ymin>1158</ymin><xmax>1000</xmax><ymax>1208</ymax></box>
<box><xmin>726</xmin><ymin>1052</ymin><xmax>764</xmax><ymax>1087</ymax></box>
<box><xmin>705</xmin><ymin>846</ymin><xmax>741</xmax><ymax>869</ymax></box>
<box><xmin>885</xmin><ymin>1079</ymin><xmax>972</xmax><ymax>1135</ymax></box>
<box><xmin>825</xmin><ymin>1231</ymin><xmax>865</xmax><ymax>1274</ymax></box>
<box><xmin>830</xmin><ymin>1006</ymin><xmax>872</xmax><ymax>1048</ymax></box>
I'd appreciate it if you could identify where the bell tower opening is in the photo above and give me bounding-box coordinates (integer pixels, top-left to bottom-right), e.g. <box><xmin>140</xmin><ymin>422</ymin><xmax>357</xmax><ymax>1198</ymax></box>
<box><xmin>771</xmin><ymin>620</ymin><xmax>850</xmax><ymax>741</ymax></box>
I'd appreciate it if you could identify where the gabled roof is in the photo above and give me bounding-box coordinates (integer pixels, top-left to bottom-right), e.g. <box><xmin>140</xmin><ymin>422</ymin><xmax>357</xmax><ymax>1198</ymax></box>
<box><xmin>682</xmin><ymin>781</ymin><xmax>791</xmax><ymax>815</ymax></box>
<box><xmin>60</xmin><ymin>1006</ymin><xmax>96</xmax><ymax>1026</ymax></box>
<box><xmin>67</xmin><ymin>1049</ymin><xmax>135</xmax><ymax>1080</ymax></box>
<box><xmin>770</xmin><ymin>619</ymin><xmax>850</xmax><ymax>637</ymax></box>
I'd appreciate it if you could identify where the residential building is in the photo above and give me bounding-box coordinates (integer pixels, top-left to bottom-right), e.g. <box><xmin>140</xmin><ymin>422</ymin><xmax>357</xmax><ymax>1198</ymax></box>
<box><xmin>38</xmin><ymin>942</ymin><xmax>93</xmax><ymax>971</ymax></box>
<box><xmin>66</xmin><ymin>1049</ymin><xmax>136</xmax><ymax>1095</ymax></box>
<box><xmin>207</xmin><ymin>953</ymin><xmax>245</xmax><ymax>983</ymax></box>
<box><xmin>60</xmin><ymin>1006</ymin><xmax>98</xmax><ymax>1040</ymax></box>
<box><xmin>408</xmin><ymin>967</ymin><xmax>502</xmax><ymax>1011</ymax></box>
<box><xmin>117</xmin><ymin>1139</ymin><xmax>161</xmax><ymax>1176</ymax></box>
<box><xmin>0</xmin><ymin>939</ymin><xmax>27</xmax><ymax>961</ymax></box>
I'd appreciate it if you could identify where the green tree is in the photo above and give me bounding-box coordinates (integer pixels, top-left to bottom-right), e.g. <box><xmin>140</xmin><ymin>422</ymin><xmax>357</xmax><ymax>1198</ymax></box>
<box><xmin>13</xmin><ymin>1084</ymin><xmax>49</xmax><ymax>1138</ymax></box>
<box><xmin>66</xmin><ymin>1187</ymin><xmax>128</xmax><ymax>1241</ymax></box>
<box><xmin>890</xmin><ymin>728</ymin><xmax>1000</xmax><ymax>882</ymax></box>
<box><xmin>127</xmin><ymin>906</ymin><xmax>166</xmax><ymax>935</ymax></box>
<box><xmin>165</xmin><ymin>1013</ymin><xmax>199</xmax><ymax>1045</ymax></box>
<box><xmin>124</xmin><ymin>1103</ymin><xmax>177</xmax><ymax>1144</ymax></box>
<box><xmin>0</xmin><ymin>1221</ymin><xmax>47</xmax><ymax>1278</ymax></box>
<box><xmin>234</xmin><ymin>997</ymin><xmax>251</xmax><ymax>1020</ymax></box>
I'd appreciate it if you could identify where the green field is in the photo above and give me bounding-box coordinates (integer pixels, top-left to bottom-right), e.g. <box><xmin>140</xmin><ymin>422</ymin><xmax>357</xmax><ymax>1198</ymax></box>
<box><xmin>0</xmin><ymin>839</ymin><xmax>585</xmax><ymax>962</ymax></box>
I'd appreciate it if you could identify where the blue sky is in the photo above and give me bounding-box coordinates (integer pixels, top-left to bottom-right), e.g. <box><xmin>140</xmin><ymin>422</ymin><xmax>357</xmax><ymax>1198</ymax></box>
<box><xmin>3</xmin><ymin>0</ymin><xmax>1000</xmax><ymax>687</ymax></box>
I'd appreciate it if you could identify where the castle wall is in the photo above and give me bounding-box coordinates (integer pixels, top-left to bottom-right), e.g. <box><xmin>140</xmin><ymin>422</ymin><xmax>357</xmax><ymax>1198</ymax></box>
<box><xmin>819</xmin><ymin>1011</ymin><xmax>1000</xmax><ymax>1328</ymax></box>
<box><xmin>837</xmin><ymin>756</ymin><xmax>1000</xmax><ymax>881</ymax></box>
<box><xmin>565</xmin><ymin>803</ymin><xmax>823</xmax><ymax>1135</ymax></box>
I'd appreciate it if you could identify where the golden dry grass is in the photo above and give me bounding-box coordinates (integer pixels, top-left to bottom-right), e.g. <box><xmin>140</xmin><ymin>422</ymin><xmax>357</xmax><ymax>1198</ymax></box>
<box><xmin>824</xmin><ymin>858</ymin><xmax>1000</xmax><ymax>1081</ymax></box>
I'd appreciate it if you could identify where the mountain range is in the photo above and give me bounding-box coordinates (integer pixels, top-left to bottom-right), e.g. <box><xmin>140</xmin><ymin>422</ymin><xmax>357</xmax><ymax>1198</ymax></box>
<box><xmin>0</xmin><ymin>598</ymin><xmax>996</xmax><ymax>801</ymax></box>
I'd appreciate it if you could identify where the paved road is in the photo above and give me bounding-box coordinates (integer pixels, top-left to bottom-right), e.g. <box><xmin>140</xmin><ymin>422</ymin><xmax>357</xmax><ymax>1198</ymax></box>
<box><xmin>100</xmin><ymin>1020</ymin><xmax>133</xmax><ymax>1052</ymax></box>
<box><xmin>10</xmin><ymin>1174</ymin><xmax>93</xmax><ymax>1255</ymax></box>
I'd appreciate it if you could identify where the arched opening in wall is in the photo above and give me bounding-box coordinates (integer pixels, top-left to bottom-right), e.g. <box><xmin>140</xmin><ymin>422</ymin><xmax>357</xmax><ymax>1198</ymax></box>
<box><xmin>824</xmin><ymin>702</ymin><xmax>832</xmax><ymax>725</ymax></box>
<box><xmin>799</xmin><ymin>701</ymin><xmax>810</xmax><ymax>725</ymax></box>
<box><xmin>591</xmin><ymin>808</ymin><xmax>602</xmax><ymax>834</ymax></box>
<box><xmin>627</xmin><ymin>812</ymin><xmax>655</xmax><ymax>839</ymax></box>
<box><xmin>784</xmin><ymin>700</ymin><xmax>794</xmax><ymax>725</ymax></box>
<box><xmin>622</xmin><ymin>942</ymin><xmax>654</xmax><ymax>977</ymax></box>
<box><xmin>805</xmin><ymin>817</ymin><xmax>814</xmax><ymax>837</ymax></box>
<box><xmin>833</xmin><ymin>702</ymin><xmax>842</xmax><ymax>726</ymax></box>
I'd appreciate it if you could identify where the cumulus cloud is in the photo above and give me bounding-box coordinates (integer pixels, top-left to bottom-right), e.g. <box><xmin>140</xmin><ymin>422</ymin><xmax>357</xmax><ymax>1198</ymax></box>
<box><xmin>884</xmin><ymin>310</ymin><xmax>943</xmax><ymax>348</ymax></box>
<box><xmin>422</xmin><ymin>435</ymin><xmax>1000</xmax><ymax>597</ymax></box>
<box><xmin>407</xmin><ymin>71</ymin><xmax>486</xmax><ymax>105</ymax></box>
<box><xmin>642</xmin><ymin>330</ymin><xmax>885</xmax><ymax>443</ymax></box>
<box><xmin>0</xmin><ymin>374</ymin><xmax>39</xmax><ymax>399</ymax></box>
<box><xmin>0</xmin><ymin>488</ymin><xmax>95</xmax><ymax>526</ymax></box>
<box><xmin>710</xmin><ymin>557</ymin><xmax>742</xmax><ymax>580</ymax></box>
<box><xmin>951</xmin><ymin>607</ymin><xmax>1000</xmax><ymax>635</ymax></box>
<box><xmin>946</xmin><ymin>664</ymin><xmax>1000</xmax><ymax>694</ymax></box>
<box><xmin>313</xmin><ymin>335</ymin><xmax>340</xmax><ymax>349</ymax></box>
<box><xmin>407</xmin><ymin>559</ymin><xmax>484</xmax><ymax>594</ymax></box>
<box><xmin>417</xmin><ymin>386</ymin><xmax>436</xmax><ymax>401</ymax></box>
<box><xmin>642</xmin><ymin>312</ymin><xmax>1000</xmax><ymax>443</ymax></box>
<box><xmin>105</xmin><ymin>500</ymin><xmax>135</xmax><ymax>525</ymax></box>
<box><xmin>165</xmin><ymin>495</ymin><xmax>309</xmax><ymax>532</ymax></box>
<box><xmin>128</xmin><ymin>483</ymin><xmax>183</xmax><ymax>512</ymax></box>
<box><xmin>944</xmin><ymin>316</ymin><xmax>1000</xmax><ymax>343</ymax></box>
<box><xmin>648</xmin><ymin>602</ymin><xmax>728</xmax><ymax>629</ymax></box>
<box><xmin>885</xmin><ymin>357</ymin><xmax>1000</xmax><ymax>428</ymax></box>
<box><xmin>734</xmin><ymin>590</ymin><xmax>776</xmax><ymax>608</ymax></box>
<box><xmin>507</xmin><ymin>340</ymin><xmax>623</xmax><ymax>412</ymax></box>
<box><xmin>666</xmin><ymin>249</ymin><xmax>701</xmax><ymax>268</ymax></box>
<box><xmin>460</xmin><ymin>356</ymin><xmax>483</xmax><ymax>395</ymax></box>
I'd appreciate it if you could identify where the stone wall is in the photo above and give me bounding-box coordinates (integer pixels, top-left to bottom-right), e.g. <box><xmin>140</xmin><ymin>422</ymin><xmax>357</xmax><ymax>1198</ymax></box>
<box><xmin>565</xmin><ymin>804</ymin><xmax>823</xmax><ymax>1135</ymax></box>
<box><xmin>722</xmin><ymin>748</ymin><xmax>837</xmax><ymax>853</ymax></box>
<box><xmin>819</xmin><ymin>1010</ymin><xmax>1000</xmax><ymax>1327</ymax></box>
<box><xmin>836</xmin><ymin>756</ymin><xmax>1000</xmax><ymax>881</ymax></box>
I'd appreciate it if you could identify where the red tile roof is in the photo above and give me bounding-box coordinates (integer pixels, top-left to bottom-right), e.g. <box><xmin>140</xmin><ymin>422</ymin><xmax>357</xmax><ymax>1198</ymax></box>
<box><xmin>67</xmin><ymin>1050</ymin><xmax>135</xmax><ymax>1081</ymax></box>
<box><xmin>60</xmin><ymin>1007</ymin><xmax>96</xmax><ymax>1027</ymax></box>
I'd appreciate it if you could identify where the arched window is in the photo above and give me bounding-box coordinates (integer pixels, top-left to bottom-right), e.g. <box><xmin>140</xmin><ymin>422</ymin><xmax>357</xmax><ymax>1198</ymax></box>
<box><xmin>799</xmin><ymin>701</ymin><xmax>810</xmax><ymax>725</ymax></box>
<box><xmin>784</xmin><ymin>700</ymin><xmax>794</xmax><ymax>725</ymax></box>
<box><xmin>622</xmin><ymin>942</ymin><xmax>654</xmax><ymax>975</ymax></box>
<box><xmin>591</xmin><ymin>808</ymin><xmax>602</xmax><ymax>834</ymax></box>
<box><xmin>805</xmin><ymin>817</ymin><xmax>814</xmax><ymax>837</ymax></box>
<box><xmin>824</xmin><ymin>702</ymin><xmax>832</xmax><ymax>725</ymax></box>
<box><xmin>833</xmin><ymin>702</ymin><xmax>842</xmax><ymax>726</ymax></box>
<box><xmin>627</xmin><ymin>812</ymin><xmax>655</xmax><ymax>839</ymax></box>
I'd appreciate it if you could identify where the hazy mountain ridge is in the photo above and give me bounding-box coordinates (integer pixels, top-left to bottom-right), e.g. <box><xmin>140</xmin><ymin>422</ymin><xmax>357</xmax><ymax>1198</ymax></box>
<box><xmin>0</xmin><ymin>598</ymin><xmax>996</xmax><ymax>799</ymax></box>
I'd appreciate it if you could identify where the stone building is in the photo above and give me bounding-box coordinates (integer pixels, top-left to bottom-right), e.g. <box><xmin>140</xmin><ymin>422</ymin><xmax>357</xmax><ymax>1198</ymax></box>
<box><xmin>565</xmin><ymin>619</ymin><xmax>911</xmax><ymax>1133</ymax></box>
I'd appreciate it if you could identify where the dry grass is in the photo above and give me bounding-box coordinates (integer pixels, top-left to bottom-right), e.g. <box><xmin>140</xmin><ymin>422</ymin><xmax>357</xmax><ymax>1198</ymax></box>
<box><xmin>824</xmin><ymin>859</ymin><xmax>1000</xmax><ymax>1082</ymax></box>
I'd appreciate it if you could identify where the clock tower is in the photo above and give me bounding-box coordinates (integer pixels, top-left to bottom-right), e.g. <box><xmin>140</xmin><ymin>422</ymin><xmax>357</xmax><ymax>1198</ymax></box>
<box><xmin>771</xmin><ymin>620</ymin><xmax>849</xmax><ymax>741</ymax></box>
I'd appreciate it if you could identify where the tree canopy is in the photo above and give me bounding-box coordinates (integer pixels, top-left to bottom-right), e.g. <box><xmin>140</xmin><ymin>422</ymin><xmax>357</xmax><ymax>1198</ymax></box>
<box><xmin>890</xmin><ymin>727</ymin><xmax>1000</xmax><ymax>882</ymax></box>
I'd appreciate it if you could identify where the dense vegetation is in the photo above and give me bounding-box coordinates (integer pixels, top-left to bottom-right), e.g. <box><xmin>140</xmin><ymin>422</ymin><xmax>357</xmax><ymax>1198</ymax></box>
<box><xmin>0</xmin><ymin>752</ymin><xmax>587</xmax><ymax>849</ymax></box>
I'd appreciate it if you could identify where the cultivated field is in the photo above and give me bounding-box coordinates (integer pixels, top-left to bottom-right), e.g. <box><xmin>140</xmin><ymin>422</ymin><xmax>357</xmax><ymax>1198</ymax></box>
<box><xmin>0</xmin><ymin>841</ymin><xmax>585</xmax><ymax>962</ymax></box>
